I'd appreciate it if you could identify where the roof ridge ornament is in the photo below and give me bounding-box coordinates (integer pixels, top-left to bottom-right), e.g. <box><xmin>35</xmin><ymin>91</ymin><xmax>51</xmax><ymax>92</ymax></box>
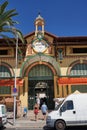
<box><xmin>36</xmin><ymin>12</ymin><xmax>43</xmax><ymax>20</ymax></box>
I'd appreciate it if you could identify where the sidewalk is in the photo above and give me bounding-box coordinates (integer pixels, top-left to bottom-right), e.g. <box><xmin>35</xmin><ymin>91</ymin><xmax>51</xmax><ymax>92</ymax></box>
<box><xmin>5</xmin><ymin>110</ymin><xmax>47</xmax><ymax>129</ymax></box>
<box><xmin>5</xmin><ymin>119</ymin><xmax>46</xmax><ymax>129</ymax></box>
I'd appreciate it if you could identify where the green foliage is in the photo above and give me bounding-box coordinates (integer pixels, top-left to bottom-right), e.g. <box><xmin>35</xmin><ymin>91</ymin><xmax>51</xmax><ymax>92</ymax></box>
<box><xmin>0</xmin><ymin>1</ymin><xmax>25</xmax><ymax>43</ymax></box>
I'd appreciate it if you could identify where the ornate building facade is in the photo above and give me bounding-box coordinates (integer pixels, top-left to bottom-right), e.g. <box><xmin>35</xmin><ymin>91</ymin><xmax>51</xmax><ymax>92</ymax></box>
<box><xmin>0</xmin><ymin>14</ymin><xmax>87</xmax><ymax>109</ymax></box>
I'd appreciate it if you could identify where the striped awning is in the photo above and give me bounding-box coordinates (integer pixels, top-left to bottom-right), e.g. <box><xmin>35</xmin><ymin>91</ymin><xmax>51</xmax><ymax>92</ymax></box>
<box><xmin>0</xmin><ymin>79</ymin><xmax>24</xmax><ymax>86</ymax></box>
<box><xmin>58</xmin><ymin>77</ymin><xmax>87</xmax><ymax>85</ymax></box>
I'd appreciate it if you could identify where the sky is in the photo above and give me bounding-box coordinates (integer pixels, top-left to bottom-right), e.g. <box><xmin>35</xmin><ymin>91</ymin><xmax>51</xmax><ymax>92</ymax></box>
<box><xmin>1</xmin><ymin>0</ymin><xmax>87</xmax><ymax>37</ymax></box>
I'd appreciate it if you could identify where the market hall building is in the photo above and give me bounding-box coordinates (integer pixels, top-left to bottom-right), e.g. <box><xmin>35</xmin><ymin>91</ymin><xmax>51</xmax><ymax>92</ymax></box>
<box><xmin>0</xmin><ymin>14</ymin><xmax>87</xmax><ymax>110</ymax></box>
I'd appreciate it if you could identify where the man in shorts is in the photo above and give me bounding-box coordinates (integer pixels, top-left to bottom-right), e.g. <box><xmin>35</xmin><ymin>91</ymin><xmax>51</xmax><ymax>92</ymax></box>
<box><xmin>41</xmin><ymin>102</ymin><xmax>48</xmax><ymax>120</ymax></box>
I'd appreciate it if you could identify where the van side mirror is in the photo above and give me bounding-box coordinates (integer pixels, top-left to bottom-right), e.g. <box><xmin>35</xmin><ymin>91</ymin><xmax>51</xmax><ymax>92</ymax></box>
<box><xmin>60</xmin><ymin>107</ymin><xmax>62</xmax><ymax>112</ymax></box>
<box><xmin>59</xmin><ymin>107</ymin><xmax>62</xmax><ymax>116</ymax></box>
<box><xmin>60</xmin><ymin>107</ymin><xmax>64</xmax><ymax>112</ymax></box>
<box><xmin>60</xmin><ymin>106</ymin><xmax>66</xmax><ymax>112</ymax></box>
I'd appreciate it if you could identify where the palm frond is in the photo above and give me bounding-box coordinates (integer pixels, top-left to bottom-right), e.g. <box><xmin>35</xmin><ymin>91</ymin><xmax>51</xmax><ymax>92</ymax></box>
<box><xmin>15</xmin><ymin>29</ymin><xmax>25</xmax><ymax>44</ymax></box>
<box><xmin>0</xmin><ymin>10</ymin><xmax>18</xmax><ymax>26</ymax></box>
<box><xmin>0</xmin><ymin>1</ymin><xmax>25</xmax><ymax>45</ymax></box>
<box><xmin>0</xmin><ymin>19</ymin><xmax>18</xmax><ymax>28</ymax></box>
<box><xmin>0</xmin><ymin>1</ymin><xmax>8</xmax><ymax>15</ymax></box>
<box><xmin>0</xmin><ymin>27</ymin><xmax>14</xmax><ymax>32</ymax></box>
<box><xmin>1</xmin><ymin>9</ymin><xmax>18</xmax><ymax>18</ymax></box>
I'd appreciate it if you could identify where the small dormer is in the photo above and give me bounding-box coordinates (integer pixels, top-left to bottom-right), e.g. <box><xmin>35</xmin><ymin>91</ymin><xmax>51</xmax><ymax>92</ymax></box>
<box><xmin>34</xmin><ymin>13</ymin><xmax>45</xmax><ymax>36</ymax></box>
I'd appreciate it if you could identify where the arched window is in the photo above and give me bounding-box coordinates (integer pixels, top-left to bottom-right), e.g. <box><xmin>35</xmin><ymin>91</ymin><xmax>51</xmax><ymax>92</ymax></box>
<box><xmin>70</xmin><ymin>63</ymin><xmax>87</xmax><ymax>93</ymax></box>
<box><xmin>70</xmin><ymin>63</ymin><xmax>87</xmax><ymax>76</ymax></box>
<box><xmin>0</xmin><ymin>65</ymin><xmax>11</xmax><ymax>77</ymax></box>
<box><xmin>28</xmin><ymin>64</ymin><xmax>53</xmax><ymax>78</ymax></box>
<box><xmin>0</xmin><ymin>65</ymin><xmax>11</xmax><ymax>94</ymax></box>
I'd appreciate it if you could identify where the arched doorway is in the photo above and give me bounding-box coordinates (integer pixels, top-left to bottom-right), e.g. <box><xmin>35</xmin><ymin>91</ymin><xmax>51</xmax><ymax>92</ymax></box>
<box><xmin>28</xmin><ymin>64</ymin><xmax>55</xmax><ymax>110</ymax></box>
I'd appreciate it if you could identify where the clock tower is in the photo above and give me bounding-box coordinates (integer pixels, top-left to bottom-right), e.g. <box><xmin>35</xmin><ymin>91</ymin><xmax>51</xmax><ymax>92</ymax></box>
<box><xmin>34</xmin><ymin>13</ymin><xmax>45</xmax><ymax>37</ymax></box>
<box><xmin>31</xmin><ymin>13</ymin><xmax>49</xmax><ymax>53</ymax></box>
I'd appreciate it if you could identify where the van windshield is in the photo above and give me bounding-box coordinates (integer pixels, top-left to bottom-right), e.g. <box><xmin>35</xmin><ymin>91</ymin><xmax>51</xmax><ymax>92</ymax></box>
<box><xmin>55</xmin><ymin>100</ymin><xmax>64</xmax><ymax>110</ymax></box>
<box><xmin>1</xmin><ymin>106</ymin><xmax>6</xmax><ymax>114</ymax></box>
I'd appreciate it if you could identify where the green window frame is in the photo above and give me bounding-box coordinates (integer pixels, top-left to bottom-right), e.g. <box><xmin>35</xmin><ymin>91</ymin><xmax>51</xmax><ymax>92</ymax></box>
<box><xmin>70</xmin><ymin>63</ymin><xmax>87</xmax><ymax>76</ymax></box>
<box><xmin>0</xmin><ymin>65</ymin><xmax>11</xmax><ymax>77</ymax></box>
<box><xmin>29</xmin><ymin>64</ymin><xmax>53</xmax><ymax>77</ymax></box>
<box><xmin>0</xmin><ymin>86</ymin><xmax>11</xmax><ymax>94</ymax></box>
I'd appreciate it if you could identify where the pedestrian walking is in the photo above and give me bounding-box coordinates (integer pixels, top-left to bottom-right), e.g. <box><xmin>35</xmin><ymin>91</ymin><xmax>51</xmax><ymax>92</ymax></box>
<box><xmin>23</xmin><ymin>107</ymin><xmax>28</xmax><ymax>117</ymax></box>
<box><xmin>33</xmin><ymin>103</ymin><xmax>39</xmax><ymax>121</ymax></box>
<box><xmin>36</xmin><ymin>95</ymin><xmax>40</xmax><ymax>108</ymax></box>
<box><xmin>41</xmin><ymin>102</ymin><xmax>48</xmax><ymax>120</ymax></box>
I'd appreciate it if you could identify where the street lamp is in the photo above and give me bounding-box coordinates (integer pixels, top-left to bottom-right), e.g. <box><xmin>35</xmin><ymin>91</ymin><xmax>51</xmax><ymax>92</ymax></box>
<box><xmin>12</xmin><ymin>28</ymin><xmax>18</xmax><ymax>125</ymax></box>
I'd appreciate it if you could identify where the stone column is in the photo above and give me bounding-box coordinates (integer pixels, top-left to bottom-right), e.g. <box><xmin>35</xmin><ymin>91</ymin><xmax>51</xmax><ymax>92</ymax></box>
<box><xmin>59</xmin><ymin>84</ymin><xmax>63</xmax><ymax>98</ymax></box>
<box><xmin>54</xmin><ymin>76</ymin><xmax>57</xmax><ymax>98</ymax></box>
<box><xmin>68</xmin><ymin>84</ymin><xmax>72</xmax><ymax>95</ymax></box>
<box><xmin>20</xmin><ymin>77</ymin><xmax>28</xmax><ymax>113</ymax></box>
<box><xmin>63</xmin><ymin>85</ymin><xmax>67</xmax><ymax>97</ymax></box>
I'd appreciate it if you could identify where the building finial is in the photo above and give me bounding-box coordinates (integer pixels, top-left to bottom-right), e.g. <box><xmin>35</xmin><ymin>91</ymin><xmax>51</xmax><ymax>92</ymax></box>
<box><xmin>38</xmin><ymin>12</ymin><xmax>40</xmax><ymax>15</ymax></box>
<box><xmin>38</xmin><ymin>12</ymin><xmax>41</xmax><ymax>18</ymax></box>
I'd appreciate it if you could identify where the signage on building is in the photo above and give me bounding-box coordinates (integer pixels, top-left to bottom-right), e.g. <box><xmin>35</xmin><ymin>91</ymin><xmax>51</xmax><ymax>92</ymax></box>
<box><xmin>12</xmin><ymin>88</ymin><xmax>18</xmax><ymax>97</ymax></box>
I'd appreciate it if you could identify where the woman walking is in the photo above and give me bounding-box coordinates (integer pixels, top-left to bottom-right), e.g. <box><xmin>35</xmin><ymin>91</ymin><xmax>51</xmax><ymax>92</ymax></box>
<box><xmin>33</xmin><ymin>103</ymin><xmax>39</xmax><ymax>121</ymax></box>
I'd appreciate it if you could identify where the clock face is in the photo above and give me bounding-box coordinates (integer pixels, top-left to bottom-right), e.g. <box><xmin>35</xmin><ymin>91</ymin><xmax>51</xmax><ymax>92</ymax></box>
<box><xmin>33</xmin><ymin>40</ymin><xmax>48</xmax><ymax>53</ymax></box>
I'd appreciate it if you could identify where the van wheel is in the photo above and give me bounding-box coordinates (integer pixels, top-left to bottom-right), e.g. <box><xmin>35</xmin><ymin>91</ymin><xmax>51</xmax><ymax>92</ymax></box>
<box><xmin>55</xmin><ymin>120</ymin><xmax>66</xmax><ymax>130</ymax></box>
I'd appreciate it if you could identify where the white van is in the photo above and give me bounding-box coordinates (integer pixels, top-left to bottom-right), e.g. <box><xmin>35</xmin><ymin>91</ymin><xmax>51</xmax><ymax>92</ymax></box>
<box><xmin>0</xmin><ymin>104</ymin><xmax>7</xmax><ymax>127</ymax></box>
<box><xmin>46</xmin><ymin>93</ymin><xmax>87</xmax><ymax>130</ymax></box>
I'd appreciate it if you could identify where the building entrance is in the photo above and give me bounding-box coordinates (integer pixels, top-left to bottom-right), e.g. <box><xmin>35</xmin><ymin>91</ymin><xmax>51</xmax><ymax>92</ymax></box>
<box><xmin>28</xmin><ymin>64</ymin><xmax>55</xmax><ymax>110</ymax></box>
<box><xmin>28</xmin><ymin>80</ymin><xmax>54</xmax><ymax>110</ymax></box>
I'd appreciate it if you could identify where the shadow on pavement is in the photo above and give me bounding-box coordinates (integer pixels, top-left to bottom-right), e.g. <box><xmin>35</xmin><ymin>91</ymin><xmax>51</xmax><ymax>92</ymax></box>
<box><xmin>7</xmin><ymin>120</ymin><xmax>13</xmax><ymax>126</ymax></box>
<box><xmin>43</xmin><ymin>125</ymin><xmax>53</xmax><ymax>130</ymax></box>
<box><xmin>67</xmin><ymin>126</ymin><xmax>87</xmax><ymax>130</ymax></box>
<box><xmin>43</xmin><ymin>126</ymin><xmax>87</xmax><ymax>130</ymax></box>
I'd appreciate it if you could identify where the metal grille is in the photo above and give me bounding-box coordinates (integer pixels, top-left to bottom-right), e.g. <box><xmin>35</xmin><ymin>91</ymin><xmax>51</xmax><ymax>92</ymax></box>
<box><xmin>0</xmin><ymin>86</ymin><xmax>11</xmax><ymax>94</ymax></box>
<box><xmin>28</xmin><ymin>64</ymin><xmax>53</xmax><ymax>77</ymax></box>
<box><xmin>0</xmin><ymin>65</ymin><xmax>11</xmax><ymax>77</ymax></box>
<box><xmin>71</xmin><ymin>85</ymin><xmax>87</xmax><ymax>93</ymax></box>
<box><xmin>70</xmin><ymin>63</ymin><xmax>87</xmax><ymax>76</ymax></box>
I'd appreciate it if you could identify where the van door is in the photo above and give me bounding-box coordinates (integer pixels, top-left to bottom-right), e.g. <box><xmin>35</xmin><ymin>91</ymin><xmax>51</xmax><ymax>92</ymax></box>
<box><xmin>60</xmin><ymin>100</ymin><xmax>76</xmax><ymax>125</ymax></box>
<box><xmin>74</xmin><ymin>95</ymin><xmax>87</xmax><ymax>125</ymax></box>
<box><xmin>0</xmin><ymin>105</ymin><xmax>7</xmax><ymax>126</ymax></box>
